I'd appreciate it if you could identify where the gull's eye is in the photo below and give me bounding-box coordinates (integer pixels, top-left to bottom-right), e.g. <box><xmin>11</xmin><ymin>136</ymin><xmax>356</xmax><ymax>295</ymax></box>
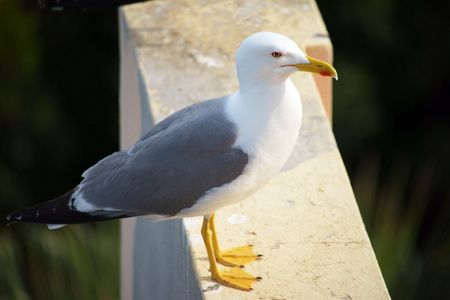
<box><xmin>271</xmin><ymin>51</ymin><xmax>282</xmax><ymax>58</ymax></box>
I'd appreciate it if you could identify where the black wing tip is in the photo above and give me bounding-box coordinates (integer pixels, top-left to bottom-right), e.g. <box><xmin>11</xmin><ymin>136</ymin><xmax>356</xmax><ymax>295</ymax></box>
<box><xmin>6</xmin><ymin>211</ymin><xmax>22</xmax><ymax>226</ymax></box>
<box><xmin>5</xmin><ymin>214</ymin><xmax>14</xmax><ymax>226</ymax></box>
<box><xmin>6</xmin><ymin>187</ymin><xmax>139</xmax><ymax>227</ymax></box>
<box><xmin>5</xmin><ymin>189</ymin><xmax>74</xmax><ymax>226</ymax></box>
<box><xmin>6</xmin><ymin>196</ymin><xmax>134</xmax><ymax>227</ymax></box>
<box><xmin>6</xmin><ymin>208</ymin><xmax>37</xmax><ymax>226</ymax></box>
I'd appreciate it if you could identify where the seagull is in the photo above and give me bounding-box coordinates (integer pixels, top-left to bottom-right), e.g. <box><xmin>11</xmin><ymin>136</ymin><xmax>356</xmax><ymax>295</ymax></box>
<box><xmin>6</xmin><ymin>32</ymin><xmax>337</xmax><ymax>291</ymax></box>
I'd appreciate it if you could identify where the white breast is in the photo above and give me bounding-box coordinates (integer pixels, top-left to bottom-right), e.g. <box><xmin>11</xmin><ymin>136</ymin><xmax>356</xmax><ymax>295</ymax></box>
<box><xmin>176</xmin><ymin>79</ymin><xmax>302</xmax><ymax>218</ymax></box>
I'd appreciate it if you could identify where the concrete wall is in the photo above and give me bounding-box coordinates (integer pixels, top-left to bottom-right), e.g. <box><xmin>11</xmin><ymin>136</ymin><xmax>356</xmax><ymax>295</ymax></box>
<box><xmin>119</xmin><ymin>1</ymin><xmax>390</xmax><ymax>299</ymax></box>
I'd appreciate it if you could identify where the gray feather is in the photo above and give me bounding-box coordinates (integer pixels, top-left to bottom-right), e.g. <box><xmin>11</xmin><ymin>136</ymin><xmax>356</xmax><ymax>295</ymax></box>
<box><xmin>78</xmin><ymin>97</ymin><xmax>249</xmax><ymax>216</ymax></box>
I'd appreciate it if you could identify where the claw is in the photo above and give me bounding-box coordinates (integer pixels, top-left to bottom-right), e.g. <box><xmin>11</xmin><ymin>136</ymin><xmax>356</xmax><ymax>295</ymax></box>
<box><xmin>213</xmin><ymin>267</ymin><xmax>260</xmax><ymax>291</ymax></box>
<box><xmin>216</xmin><ymin>245</ymin><xmax>261</xmax><ymax>267</ymax></box>
<box><xmin>202</xmin><ymin>214</ymin><xmax>262</xmax><ymax>291</ymax></box>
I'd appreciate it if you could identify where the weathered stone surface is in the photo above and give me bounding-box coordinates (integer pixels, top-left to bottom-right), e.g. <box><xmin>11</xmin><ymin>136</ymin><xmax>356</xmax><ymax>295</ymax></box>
<box><xmin>119</xmin><ymin>1</ymin><xmax>390</xmax><ymax>299</ymax></box>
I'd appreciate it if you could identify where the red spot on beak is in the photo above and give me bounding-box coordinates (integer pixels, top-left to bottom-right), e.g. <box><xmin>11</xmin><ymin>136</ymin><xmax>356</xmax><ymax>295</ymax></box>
<box><xmin>320</xmin><ymin>70</ymin><xmax>331</xmax><ymax>77</ymax></box>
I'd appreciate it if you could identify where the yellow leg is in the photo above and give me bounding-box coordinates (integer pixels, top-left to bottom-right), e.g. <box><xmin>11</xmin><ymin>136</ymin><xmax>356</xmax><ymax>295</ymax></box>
<box><xmin>201</xmin><ymin>214</ymin><xmax>261</xmax><ymax>291</ymax></box>
<box><xmin>210</xmin><ymin>213</ymin><xmax>262</xmax><ymax>267</ymax></box>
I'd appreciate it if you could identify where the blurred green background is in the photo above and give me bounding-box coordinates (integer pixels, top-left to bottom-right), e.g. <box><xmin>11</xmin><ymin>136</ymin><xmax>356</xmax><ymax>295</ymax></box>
<box><xmin>0</xmin><ymin>0</ymin><xmax>449</xmax><ymax>299</ymax></box>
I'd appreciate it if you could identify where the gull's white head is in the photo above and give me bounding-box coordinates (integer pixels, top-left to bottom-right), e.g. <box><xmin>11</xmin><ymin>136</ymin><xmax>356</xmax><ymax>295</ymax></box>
<box><xmin>236</xmin><ymin>32</ymin><xmax>337</xmax><ymax>87</ymax></box>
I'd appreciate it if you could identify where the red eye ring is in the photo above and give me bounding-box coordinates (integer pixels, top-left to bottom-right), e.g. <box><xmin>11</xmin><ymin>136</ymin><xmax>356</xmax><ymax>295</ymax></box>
<box><xmin>271</xmin><ymin>51</ymin><xmax>282</xmax><ymax>58</ymax></box>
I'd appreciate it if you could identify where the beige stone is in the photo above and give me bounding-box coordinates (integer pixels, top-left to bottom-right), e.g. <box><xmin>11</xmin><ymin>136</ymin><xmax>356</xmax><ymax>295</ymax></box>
<box><xmin>119</xmin><ymin>0</ymin><xmax>390</xmax><ymax>299</ymax></box>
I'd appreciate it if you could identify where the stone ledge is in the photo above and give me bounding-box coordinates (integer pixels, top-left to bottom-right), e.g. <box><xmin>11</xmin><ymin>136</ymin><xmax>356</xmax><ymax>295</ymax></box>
<box><xmin>119</xmin><ymin>0</ymin><xmax>390</xmax><ymax>299</ymax></box>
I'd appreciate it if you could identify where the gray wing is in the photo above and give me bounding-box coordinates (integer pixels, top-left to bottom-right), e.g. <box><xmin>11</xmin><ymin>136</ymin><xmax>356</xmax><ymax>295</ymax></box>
<box><xmin>76</xmin><ymin>97</ymin><xmax>249</xmax><ymax>216</ymax></box>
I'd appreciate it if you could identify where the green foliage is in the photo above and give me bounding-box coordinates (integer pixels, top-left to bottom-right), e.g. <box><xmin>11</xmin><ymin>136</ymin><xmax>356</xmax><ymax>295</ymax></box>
<box><xmin>0</xmin><ymin>1</ymin><xmax>120</xmax><ymax>299</ymax></box>
<box><xmin>320</xmin><ymin>0</ymin><xmax>450</xmax><ymax>299</ymax></box>
<box><xmin>0</xmin><ymin>222</ymin><xmax>119</xmax><ymax>299</ymax></box>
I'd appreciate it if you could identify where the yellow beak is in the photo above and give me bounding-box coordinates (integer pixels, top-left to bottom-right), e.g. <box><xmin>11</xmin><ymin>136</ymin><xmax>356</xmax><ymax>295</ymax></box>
<box><xmin>292</xmin><ymin>55</ymin><xmax>338</xmax><ymax>80</ymax></box>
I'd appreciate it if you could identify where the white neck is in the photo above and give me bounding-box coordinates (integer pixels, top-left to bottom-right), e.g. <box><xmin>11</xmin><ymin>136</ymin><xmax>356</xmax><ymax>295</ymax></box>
<box><xmin>225</xmin><ymin>79</ymin><xmax>302</xmax><ymax>157</ymax></box>
<box><xmin>238</xmin><ymin>80</ymin><xmax>288</xmax><ymax>110</ymax></box>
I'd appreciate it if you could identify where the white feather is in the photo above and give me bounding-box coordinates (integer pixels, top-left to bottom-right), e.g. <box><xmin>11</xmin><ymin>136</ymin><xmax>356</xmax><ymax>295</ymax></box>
<box><xmin>175</xmin><ymin>32</ymin><xmax>305</xmax><ymax>218</ymax></box>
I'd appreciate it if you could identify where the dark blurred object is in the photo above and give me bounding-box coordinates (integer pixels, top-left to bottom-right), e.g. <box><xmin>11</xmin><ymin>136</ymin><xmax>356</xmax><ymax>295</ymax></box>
<box><xmin>40</xmin><ymin>0</ymin><xmax>147</xmax><ymax>10</ymax></box>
